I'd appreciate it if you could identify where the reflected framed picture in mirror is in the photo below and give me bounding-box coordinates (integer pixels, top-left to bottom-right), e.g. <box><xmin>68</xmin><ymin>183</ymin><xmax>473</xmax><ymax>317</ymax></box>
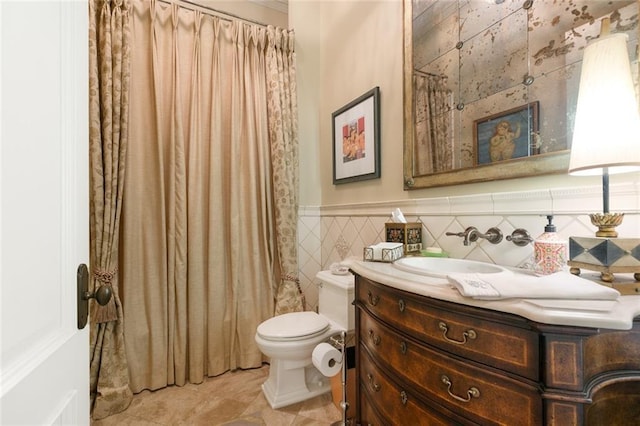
<box><xmin>332</xmin><ymin>87</ymin><xmax>381</xmax><ymax>184</ymax></box>
<box><xmin>473</xmin><ymin>101</ymin><xmax>539</xmax><ymax>165</ymax></box>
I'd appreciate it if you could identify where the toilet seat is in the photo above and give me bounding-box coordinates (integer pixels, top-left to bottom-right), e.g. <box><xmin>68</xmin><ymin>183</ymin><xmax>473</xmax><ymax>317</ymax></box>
<box><xmin>256</xmin><ymin>311</ymin><xmax>330</xmax><ymax>342</ymax></box>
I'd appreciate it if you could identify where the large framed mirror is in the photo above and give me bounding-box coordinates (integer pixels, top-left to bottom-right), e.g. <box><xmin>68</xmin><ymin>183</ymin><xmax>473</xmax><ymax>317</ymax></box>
<box><xmin>403</xmin><ymin>0</ymin><xmax>638</xmax><ymax>189</ymax></box>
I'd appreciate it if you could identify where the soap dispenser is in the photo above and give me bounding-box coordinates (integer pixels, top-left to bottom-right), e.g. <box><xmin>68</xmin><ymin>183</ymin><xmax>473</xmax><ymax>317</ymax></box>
<box><xmin>534</xmin><ymin>215</ymin><xmax>567</xmax><ymax>275</ymax></box>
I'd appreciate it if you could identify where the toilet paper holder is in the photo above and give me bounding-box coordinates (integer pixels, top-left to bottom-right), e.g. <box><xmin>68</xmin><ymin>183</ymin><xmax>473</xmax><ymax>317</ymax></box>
<box><xmin>328</xmin><ymin>331</ymin><xmax>349</xmax><ymax>426</ymax></box>
<box><xmin>328</xmin><ymin>332</ymin><xmax>345</xmax><ymax>352</ymax></box>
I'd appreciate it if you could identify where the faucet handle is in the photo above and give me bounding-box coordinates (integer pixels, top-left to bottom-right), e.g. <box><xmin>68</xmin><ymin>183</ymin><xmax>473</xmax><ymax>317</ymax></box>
<box><xmin>464</xmin><ymin>227</ymin><xmax>480</xmax><ymax>243</ymax></box>
<box><xmin>484</xmin><ymin>227</ymin><xmax>503</xmax><ymax>244</ymax></box>
<box><xmin>445</xmin><ymin>231</ymin><xmax>466</xmax><ymax>237</ymax></box>
<box><xmin>446</xmin><ymin>227</ymin><xmax>478</xmax><ymax>246</ymax></box>
<box><xmin>506</xmin><ymin>229</ymin><xmax>533</xmax><ymax>246</ymax></box>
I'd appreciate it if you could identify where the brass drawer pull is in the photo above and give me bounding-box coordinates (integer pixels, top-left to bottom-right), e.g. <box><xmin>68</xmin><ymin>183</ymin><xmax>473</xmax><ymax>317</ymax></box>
<box><xmin>438</xmin><ymin>321</ymin><xmax>477</xmax><ymax>345</ymax></box>
<box><xmin>400</xmin><ymin>341</ymin><xmax>407</xmax><ymax>354</ymax></box>
<box><xmin>367</xmin><ymin>290</ymin><xmax>379</xmax><ymax>306</ymax></box>
<box><xmin>368</xmin><ymin>329</ymin><xmax>381</xmax><ymax>346</ymax></box>
<box><xmin>400</xmin><ymin>390</ymin><xmax>408</xmax><ymax>405</ymax></box>
<box><xmin>367</xmin><ymin>373</ymin><xmax>381</xmax><ymax>392</ymax></box>
<box><xmin>441</xmin><ymin>375</ymin><xmax>480</xmax><ymax>403</ymax></box>
<box><xmin>398</xmin><ymin>299</ymin><xmax>405</xmax><ymax>312</ymax></box>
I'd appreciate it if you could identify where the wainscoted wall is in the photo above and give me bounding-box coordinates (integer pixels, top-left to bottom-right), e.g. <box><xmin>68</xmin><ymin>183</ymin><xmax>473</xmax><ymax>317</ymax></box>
<box><xmin>297</xmin><ymin>182</ymin><xmax>640</xmax><ymax>312</ymax></box>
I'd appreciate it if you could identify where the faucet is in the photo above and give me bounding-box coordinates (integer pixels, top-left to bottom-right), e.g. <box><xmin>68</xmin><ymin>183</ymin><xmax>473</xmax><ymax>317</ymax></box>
<box><xmin>446</xmin><ymin>227</ymin><xmax>479</xmax><ymax>246</ymax></box>
<box><xmin>446</xmin><ymin>226</ymin><xmax>503</xmax><ymax>246</ymax></box>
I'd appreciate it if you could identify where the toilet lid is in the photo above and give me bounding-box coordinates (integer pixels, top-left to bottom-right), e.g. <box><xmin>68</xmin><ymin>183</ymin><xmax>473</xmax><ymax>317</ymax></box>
<box><xmin>257</xmin><ymin>311</ymin><xmax>329</xmax><ymax>341</ymax></box>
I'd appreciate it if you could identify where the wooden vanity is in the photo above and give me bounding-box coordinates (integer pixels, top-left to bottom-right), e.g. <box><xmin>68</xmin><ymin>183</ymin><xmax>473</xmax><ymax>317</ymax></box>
<box><xmin>354</xmin><ymin>274</ymin><xmax>640</xmax><ymax>425</ymax></box>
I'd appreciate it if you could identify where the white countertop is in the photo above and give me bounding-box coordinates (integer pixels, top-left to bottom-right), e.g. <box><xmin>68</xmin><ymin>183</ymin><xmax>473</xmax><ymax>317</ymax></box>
<box><xmin>343</xmin><ymin>258</ymin><xmax>640</xmax><ymax>330</ymax></box>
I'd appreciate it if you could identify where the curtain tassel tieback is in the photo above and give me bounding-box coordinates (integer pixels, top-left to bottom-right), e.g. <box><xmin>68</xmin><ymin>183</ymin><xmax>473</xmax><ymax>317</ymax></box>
<box><xmin>281</xmin><ymin>273</ymin><xmax>304</xmax><ymax>294</ymax></box>
<box><xmin>91</xmin><ymin>267</ymin><xmax>119</xmax><ymax>324</ymax></box>
<box><xmin>281</xmin><ymin>273</ymin><xmax>300</xmax><ymax>284</ymax></box>
<box><xmin>276</xmin><ymin>274</ymin><xmax>305</xmax><ymax>315</ymax></box>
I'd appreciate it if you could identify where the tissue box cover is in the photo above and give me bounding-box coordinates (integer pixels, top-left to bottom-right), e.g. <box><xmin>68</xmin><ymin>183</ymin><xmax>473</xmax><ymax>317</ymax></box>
<box><xmin>385</xmin><ymin>222</ymin><xmax>422</xmax><ymax>253</ymax></box>
<box><xmin>363</xmin><ymin>243</ymin><xmax>404</xmax><ymax>262</ymax></box>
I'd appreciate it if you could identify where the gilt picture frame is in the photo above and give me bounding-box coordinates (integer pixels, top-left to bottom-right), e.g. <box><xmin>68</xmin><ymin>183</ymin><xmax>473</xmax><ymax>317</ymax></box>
<box><xmin>332</xmin><ymin>87</ymin><xmax>381</xmax><ymax>184</ymax></box>
<box><xmin>474</xmin><ymin>101</ymin><xmax>540</xmax><ymax>165</ymax></box>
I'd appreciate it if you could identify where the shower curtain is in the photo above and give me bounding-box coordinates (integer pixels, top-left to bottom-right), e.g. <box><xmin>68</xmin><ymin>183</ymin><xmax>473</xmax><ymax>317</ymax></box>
<box><xmin>414</xmin><ymin>73</ymin><xmax>453</xmax><ymax>174</ymax></box>
<box><xmin>89</xmin><ymin>0</ymin><xmax>133</xmax><ymax>419</ymax></box>
<box><xmin>120</xmin><ymin>0</ymin><xmax>303</xmax><ymax>393</ymax></box>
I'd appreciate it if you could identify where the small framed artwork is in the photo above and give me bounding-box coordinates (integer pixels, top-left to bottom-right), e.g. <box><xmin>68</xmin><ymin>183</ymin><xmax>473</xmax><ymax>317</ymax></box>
<box><xmin>332</xmin><ymin>87</ymin><xmax>381</xmax><ymax>184</ymax></box>
<box><xmin>473</xmin><ymin>101</ymin><xmax>540</xmax><ymax>165</ymax></box>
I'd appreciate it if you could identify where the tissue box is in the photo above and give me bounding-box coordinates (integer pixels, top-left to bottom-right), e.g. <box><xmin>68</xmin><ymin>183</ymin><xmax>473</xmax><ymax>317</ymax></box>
<box><xmin>385</xmin><ymin>222</ymin><xmax>422</xmax><ymax>253</ymax></box>
<box><xmin>363</xmin><ymin>243</ymin><xmax>404</xmax><ymax>262</ymax></box>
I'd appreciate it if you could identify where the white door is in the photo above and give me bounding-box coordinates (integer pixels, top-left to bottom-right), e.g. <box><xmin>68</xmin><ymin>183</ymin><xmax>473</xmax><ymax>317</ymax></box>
<box><xmin>1</xmin><ymin>1</ymin><xmax>90</xmax><ymax>425</ymax></box>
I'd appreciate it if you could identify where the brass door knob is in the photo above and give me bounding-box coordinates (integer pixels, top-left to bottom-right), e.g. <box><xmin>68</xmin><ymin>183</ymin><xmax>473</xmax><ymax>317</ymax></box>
<box><xmin>77</xmin><ymin>264</ymin><xmax>113</xmax><ymax>329</ymax></box>
<box><xmin>86</xmin><ymin>284</ymin><xmax>112</xmax><ymax>306</ymax></box>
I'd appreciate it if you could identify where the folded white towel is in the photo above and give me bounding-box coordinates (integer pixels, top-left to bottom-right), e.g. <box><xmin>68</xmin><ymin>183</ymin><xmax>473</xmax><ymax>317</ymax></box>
<box><xmin>448</xmin><ymin>270</ymin><xmax>620</xmax><ymax>300</ymax></box>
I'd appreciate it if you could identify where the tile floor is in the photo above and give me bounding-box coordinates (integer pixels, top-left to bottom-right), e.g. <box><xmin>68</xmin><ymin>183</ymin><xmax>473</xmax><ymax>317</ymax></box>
<box><xmin>91</xmin><ymin>364</ymin><xmax>343</xmax><ymax>426</ymax></box>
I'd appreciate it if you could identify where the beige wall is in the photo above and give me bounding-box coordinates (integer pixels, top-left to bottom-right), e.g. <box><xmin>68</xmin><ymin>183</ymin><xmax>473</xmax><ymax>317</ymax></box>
<box><xmin>294</xmin><ymin>0</ymin><xmax>405</xmax><ymax>207</ymax></box>
<box><xmin>289</xmin><ymin>1</ymin><xmax>322</xmax><ymax>205</ymax></box>
<box><xmin>315</xmin><ymin>1</ymin><xmax>404</xmax><ymax>206</ymax></box>
<box><xmin>292</xmin><ymin>0</ymin><xmax>637</xmax><ymax>207</ymax></box>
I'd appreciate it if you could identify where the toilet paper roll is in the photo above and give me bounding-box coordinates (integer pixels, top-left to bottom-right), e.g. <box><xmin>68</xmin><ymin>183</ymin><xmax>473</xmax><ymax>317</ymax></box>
<box><xmin>312</xmin><ymin>342</ymin><xmax>342</xmax><ymax>377</ymax></box>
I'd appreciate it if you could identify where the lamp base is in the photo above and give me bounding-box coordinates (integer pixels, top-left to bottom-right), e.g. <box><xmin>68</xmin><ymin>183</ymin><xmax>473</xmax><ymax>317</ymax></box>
<box><xmin>589</xmin><ymin>212</ymin><xmax>624</xmax><ymax>238</ymax></box>
<box><xmin>568</xmin><ymin>260</ymin><xmax>640</xmax><ymax>284</ymax></box>
<box><xmin>568</xmin><ymin>236</ymin><xmax>640</xmax><ymax>286</ymax></box>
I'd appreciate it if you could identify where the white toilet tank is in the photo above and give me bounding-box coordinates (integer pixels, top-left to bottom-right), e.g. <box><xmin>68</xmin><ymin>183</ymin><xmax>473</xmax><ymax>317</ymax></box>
<box><xmin>316</xmin><ymin>270</ymin><xmax>355</xmax><ymax>332</ymax></box>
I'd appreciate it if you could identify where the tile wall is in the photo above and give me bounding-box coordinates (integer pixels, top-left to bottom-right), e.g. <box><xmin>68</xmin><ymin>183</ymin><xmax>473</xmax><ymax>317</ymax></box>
<box><xmin>297</xmin><ymin>181</ymin><xmax>640</xmax><ymax>311</ymax></box>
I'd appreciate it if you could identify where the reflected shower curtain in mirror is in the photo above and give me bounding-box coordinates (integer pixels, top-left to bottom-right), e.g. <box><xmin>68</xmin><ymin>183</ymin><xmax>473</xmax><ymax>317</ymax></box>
<box><xmin>414</xmin><ymin>73</ymin><xmax>453</xmax><ymax>174</ymax></box>
<box><xmin>121</xmin><ymin>0</ymin><xmax>303</xmax><ymax>392</ymax></box>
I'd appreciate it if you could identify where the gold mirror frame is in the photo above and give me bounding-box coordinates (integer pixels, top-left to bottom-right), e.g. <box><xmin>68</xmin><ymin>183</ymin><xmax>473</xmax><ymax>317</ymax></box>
<box><xmin>402</xmin><ymin>0</ymin><xmax>572</xmax><ymax>190</ymax></box>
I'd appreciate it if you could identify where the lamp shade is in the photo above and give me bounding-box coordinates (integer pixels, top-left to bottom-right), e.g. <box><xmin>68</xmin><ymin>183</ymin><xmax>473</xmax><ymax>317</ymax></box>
<box><xmin>569</xmin><ymin>32</ymin><xmax>640</xmax><ymax>176</ymax></box>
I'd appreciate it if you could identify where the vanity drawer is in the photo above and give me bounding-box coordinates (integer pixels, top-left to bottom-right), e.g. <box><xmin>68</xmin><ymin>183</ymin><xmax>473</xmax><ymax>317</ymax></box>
<box><xmin>360</xmin><ymin>311</ymin><xmax>543</xmax><ymax>426</ymax></box>
<box><xmin>357</xmin><ymin>276</ymin><xmax>539</xmax><ymax>380</ymax></box>
<box><xmin>359</xmin><ymin>347</ymin><xmax>467</xmax><ymax>426</ymax></box>
<box><xmin>358</xmin><ymin>390</ymin><xmax>387</xmax><ymax>426</ymax></box>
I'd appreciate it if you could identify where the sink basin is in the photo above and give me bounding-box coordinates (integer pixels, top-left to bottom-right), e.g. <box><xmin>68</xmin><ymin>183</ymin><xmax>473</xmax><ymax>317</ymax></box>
<box><xmin>393</xmin><ymin>257</ymin><xmax>507</xmax><ymax>278</ymax></box>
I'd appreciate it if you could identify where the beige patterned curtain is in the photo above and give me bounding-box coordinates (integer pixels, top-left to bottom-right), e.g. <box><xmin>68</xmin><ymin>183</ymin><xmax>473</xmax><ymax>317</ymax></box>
<box><xmin>266</xmin><ymin>26</ymin><xmax>305</xmax><ymax>315</ymax></box>
<box><xmin>121</xmin><ymin>0</ymin><xmax>302</xmax><ymax>392</ymax></box>
<box><xmin>414</xmin><ymin>73</ymin><xmax>453</xmax><ymax>174</ymax></box>
<box><xmin>88</xmin><ymin>0</ymin><xmax>133</xmax><ymax>420</ymax></box>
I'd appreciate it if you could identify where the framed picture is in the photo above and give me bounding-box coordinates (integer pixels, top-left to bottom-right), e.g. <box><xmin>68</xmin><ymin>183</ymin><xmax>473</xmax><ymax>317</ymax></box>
<box><xmin>473</xmin><ymin>101</ymin><xmax>540</xmax><ymax>165</ymax></box>
<box><xmin>332</xmin><ymin>87</ymin><xmax>381</xmax><ymax>184</ymax></box>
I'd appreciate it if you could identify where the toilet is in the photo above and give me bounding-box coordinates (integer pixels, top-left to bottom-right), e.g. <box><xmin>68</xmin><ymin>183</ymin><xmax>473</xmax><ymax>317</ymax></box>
<box><xmin>255</xmin><ymin>270</ymin><xmax>354</xmax><ymax>409</ymax></box>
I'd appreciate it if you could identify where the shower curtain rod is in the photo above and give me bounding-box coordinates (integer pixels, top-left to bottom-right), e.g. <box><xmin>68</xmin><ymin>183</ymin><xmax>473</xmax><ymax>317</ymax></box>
<box><xmin>156</xmin><ymin>0</ymin><xmax>270</xmax><ymax>28</ymax></box>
